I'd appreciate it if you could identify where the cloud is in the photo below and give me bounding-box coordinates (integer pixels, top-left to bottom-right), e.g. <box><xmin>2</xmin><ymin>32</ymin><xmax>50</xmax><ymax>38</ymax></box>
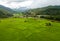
<box><xmin>0</xmin><ymin>0</ymin><xmax>60</xmax><ymax>8</ymax></box>
<box><xmin>29</xmin><ymin>0</ymin><xmax>60</xmax><ymax>8</ymax></box>
<box><xmin>0</xmin><ymin>0</ymin><xmax>33</xmax><ymax>8</ymax></box>
<box><xmin>28</xmin><ymin>0</ymin><xmax>48</xmax><ymax>8</ymax></box>
<box><xmin>8</xmin><ymin>1</ymin><xmax>33</xmax><ymax>8</ymax></box>
<box><xmin>0</xmin><ymin>0</ymin><xmax>27</xmax><ymax>2</ymax></box>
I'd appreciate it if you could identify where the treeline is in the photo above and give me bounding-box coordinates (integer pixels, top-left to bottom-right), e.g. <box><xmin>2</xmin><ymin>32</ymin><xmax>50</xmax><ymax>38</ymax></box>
<box><xmin>0</xmin><ymin>5</ymin><xmax>14</xmax><ymax>18</ymax></box>
<box><xmin>0</xmin><ymin>10</ymin><xmax>13</xmax><ymax>18</ymax></box>
<box><xmin>24</xmin><ymin>6</ymin><xmax>60</xmax><ymax>21</ymax></box>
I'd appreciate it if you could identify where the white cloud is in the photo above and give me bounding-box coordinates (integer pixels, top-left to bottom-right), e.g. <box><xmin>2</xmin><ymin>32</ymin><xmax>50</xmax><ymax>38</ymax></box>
<box><xmin>10</xmin><ymin>1</ymin><xmax>33</xmax><ymax>8</ymax></box>
<box><xmin>0</xmin><ymin>0</ymin><xmax>60</xmax><ymax>8</ymax></box>
<box><xmin>0</xmin><ymin>0</ymin><xmax>33</xmax><ymax>8</ymax></box>
<box><xmin>28</xmin><ymin>0</ymin><xmax>48</xmax><ymax>8</ymax></box>
<box><xmin>30</xmin><ymin>0</ymin><xmax>60</xmax><ymax>8</ymax></box>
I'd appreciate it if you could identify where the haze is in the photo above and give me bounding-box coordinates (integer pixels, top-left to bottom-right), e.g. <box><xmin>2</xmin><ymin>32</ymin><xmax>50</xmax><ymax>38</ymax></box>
<box><xmin>0</xmin><ymin>0</ymin><xmax>60</xmax><ymax>8</ymax></box>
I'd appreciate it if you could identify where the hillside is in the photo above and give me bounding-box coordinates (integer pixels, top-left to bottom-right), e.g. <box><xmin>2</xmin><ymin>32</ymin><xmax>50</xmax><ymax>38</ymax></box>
<box><xmin>0</xmin><ymin>5</ymin><xmax>14</xmax><ymax>18</ymax></box>
<box><xmin>26</xmin><ymin>6</ymin><xmax>60</xmax><ymax>15</ymax></box>
<box><xmin>24</xmin><ymin>6</ymin><xmax>60</xmax><ymax>20</ymax></box>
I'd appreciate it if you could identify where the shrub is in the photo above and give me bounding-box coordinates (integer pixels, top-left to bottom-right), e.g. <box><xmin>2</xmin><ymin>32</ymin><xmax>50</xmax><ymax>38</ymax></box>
<box><xmin>45</xmin><ymin>23</ymin><xmax>51</xmax><ymax>26</ymax></box>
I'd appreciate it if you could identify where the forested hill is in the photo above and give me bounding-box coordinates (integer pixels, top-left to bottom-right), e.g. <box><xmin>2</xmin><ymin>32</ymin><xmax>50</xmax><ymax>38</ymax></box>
<box><xmin>0</xmin><ymin>5</ymin><xmax>14</xmax><ymax>18</ymax></box>
<box><xmin>26</xmin><ymin>6</ymin><xmax>60</xmax><ymax>15</ymax></box>
<box><xmin>24</xmin><ymin>6</ymin><xmax>60</xmax><ymax>20</ymax></box>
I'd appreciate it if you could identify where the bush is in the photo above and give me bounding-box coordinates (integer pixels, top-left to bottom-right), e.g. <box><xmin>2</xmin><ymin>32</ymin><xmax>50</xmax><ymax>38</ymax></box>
<box><xmin>40</xmin><ymin>15</ymin><xmax>60</xmax><ymax>21</ymax></box>
<box><xmin>40</xmin><ymin>16</ymin><xmax>45</xmax><ymax>18</ymax></box>
<box><xmin>45</xmin><ymin>23</ymin><xmax>52</xmax><ymax>26</ymax></box>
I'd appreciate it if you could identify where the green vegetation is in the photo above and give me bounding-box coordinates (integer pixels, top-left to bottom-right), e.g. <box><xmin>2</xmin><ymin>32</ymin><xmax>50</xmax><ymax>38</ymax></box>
<box><xmin>0</xmin><ymin>10</ymin><xmax>13</xmax><ymax>18</ymax></box>
<box><xmin>0</xmin><ymin>18</ymin><xmax>60</xmax><ymax>41</ymax></box>
<box><xmin>0</xmin><ymin>5</ymin><xmax>14</xmax><ymax>18</ymax></box>
<box><xmin>0</xmin><ymin>5</ymin><xmax>60</xmax><ymax>41</ymax></box>
<box><xmin>25</xmin><ymin>6</ymin><xmax>60</xmax><ymax>20</ymax></box>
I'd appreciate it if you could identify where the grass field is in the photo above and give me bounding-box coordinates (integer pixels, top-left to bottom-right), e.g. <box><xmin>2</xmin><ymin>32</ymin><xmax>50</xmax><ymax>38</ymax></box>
<box><xmin>0</xmin><ymin>18</ymin><xmax>60</xmax><ymax>41</ymax></box>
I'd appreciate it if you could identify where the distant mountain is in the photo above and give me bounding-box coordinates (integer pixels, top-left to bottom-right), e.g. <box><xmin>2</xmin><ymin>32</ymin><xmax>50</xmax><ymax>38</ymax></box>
<box><xmin>0</xmin><ymin>5</ymin><xmax>14</xmax><ymax>18</ymax></box>
<box><xmin>0</xmin><ymin>5</ymin><xmax>15</xmax><ymax>13</ymax></box>
<box><xmin>25</xmin><ymin>5</ymin><xmax>60</xmax><ymax>15</ymax></box>
<box><xmin>24</xmin><ymin>5</ymin><xmax>60</xmax><ymax>20</ymax></box>
<box><xmin>14</xmin><ymin>7</ymin><xmax>30</xmax><ymax>12</ymax></box>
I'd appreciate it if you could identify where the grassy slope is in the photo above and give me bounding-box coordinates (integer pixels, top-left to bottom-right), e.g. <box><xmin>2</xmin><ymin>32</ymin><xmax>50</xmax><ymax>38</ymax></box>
<box><xmin>0</xmin><ymin>18</ymin><xmax>60</xmax><ymax>41</ymax></box>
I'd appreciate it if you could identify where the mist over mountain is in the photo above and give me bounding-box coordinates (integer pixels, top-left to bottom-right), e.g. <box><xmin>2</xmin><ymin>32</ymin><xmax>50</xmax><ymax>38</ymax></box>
<box><xmin>14</xmin><ymin>7</ymin><xmax>30</xmax><ymax>12</ymax></box>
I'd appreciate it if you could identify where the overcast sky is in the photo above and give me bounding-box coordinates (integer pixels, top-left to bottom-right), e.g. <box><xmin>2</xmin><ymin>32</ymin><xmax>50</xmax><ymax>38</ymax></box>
<box><xmin>0</xmin><ymin>0</ymin><xmax>60</xmax><ymax>8</ymax></box>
